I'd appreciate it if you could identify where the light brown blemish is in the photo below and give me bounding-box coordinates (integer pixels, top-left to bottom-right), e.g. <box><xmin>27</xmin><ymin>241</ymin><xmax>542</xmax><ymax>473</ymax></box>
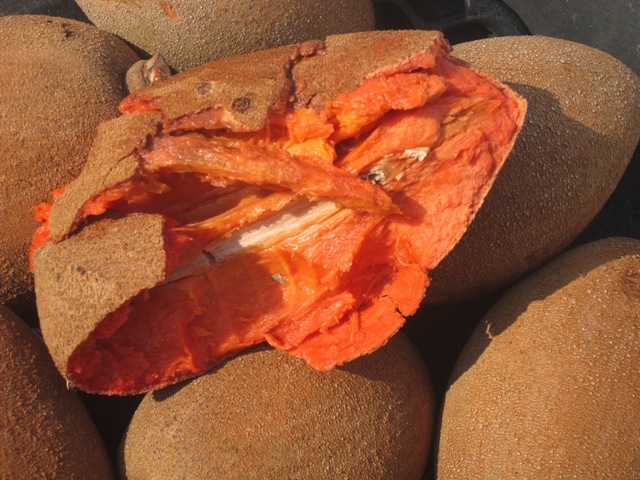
<box><xmin>620</xmin><ymin>270</ymin><xmax>640</xmax><ymax>299</ymax></box>
<box><xmin>160</xmin><ymin>1</ymin><xmax>179</xmax><ymax>20</ymax></box>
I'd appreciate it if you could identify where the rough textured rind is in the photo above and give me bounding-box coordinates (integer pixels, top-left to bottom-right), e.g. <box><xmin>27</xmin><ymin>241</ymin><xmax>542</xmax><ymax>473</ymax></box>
<box><xmin>134</xmin><ymin>43</ymin><xmax>312</xmax><ymax>131</ymax></box>
<box><xmin>427</xmin><ymin>35</ymin><xmax>640</xmax><ymax>304</ymax></box>
<box><xmin>0</xmin><ymin>305</ymin><xmax>114</xmax><ymax>479</ymax></box>
<box><xmin>74</xmin><ymin>0</ymin><xmax>376</xmax><ymax>71</ymax></box>
<box><xmin>123</xmin><ymin>31</ymin><xmax>449</xmax><ymax>131</ymax></box>
<box><xmin>49</xmin><ymin>111</ymin><xmax>162</xmax><ymax>241</ymax></box>
<box><xmin>119</xmin><ymin>333</ymin><xmax>435</xmax><ymax>480</ymax></box>
<box><xmin>0</xmin><ymin>14</ymin><xmax>139</xmax><ymax>313</ymax></box>
<box><xmin>437</xmin><ymin>237</ymin><xmax>640</xmax><ymax>479</ymax></box>
<box><xmin>292</xmin><ymin>30</ymin><xmax>448</xmax><ymax>110</ymax></box>
<box><xmin>34</xmin><ymin>214</ymin><xmax>169</xmax><ymax>378</ymax></box>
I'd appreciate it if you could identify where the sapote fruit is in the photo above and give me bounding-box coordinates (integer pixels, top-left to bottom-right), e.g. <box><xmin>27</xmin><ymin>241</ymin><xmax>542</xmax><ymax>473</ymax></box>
<box><xmin>437</xmin><ymin>237</ymin><xmax>640</xmax><ymax>479</ymax></box>
<box><xmin>0</xmin><ymin>14</ymin><xmax>140</xmax><ymax>313</ymax></box>
<box><xmin>31</xmin><ymin>30</ymin><xmax>526</xmax><ymax>394</ymax></box>
<box><xmin>0</xmin><ymin>305</ymin><xmax>113</xmax><ymax>479</ymax></box>
<box><xmin>119</xmin><ymin>333</ymin><xmax>435</xmax><ymax>479</ymax></box>
<box><xmin>74</xmin><ymin>0</ymin><xmax>376</xmax><ymax>71</ymax></box>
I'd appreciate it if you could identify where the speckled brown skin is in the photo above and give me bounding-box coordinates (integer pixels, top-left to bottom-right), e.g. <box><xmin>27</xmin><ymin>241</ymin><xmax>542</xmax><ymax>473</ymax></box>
<box><xmin>33</xmin><ymin>214</ymin><xmax>170</xmax><ymax>378</ymax></box>
<box><xmin>0</xmin><ymin>15</ymin><xmax>139</xmax><ymax>313</ymax></box>
<box><xmin>74</xmin><ymin>0</ymin><xmax>376</xmax><ymax>71</ymax></box>
<box><xmin>427</xmin><ymin>35</ymin><xmax>640</xmax><ymax>304</ymax></box>
<box><xmin>47</xmin><ymin>111</ymin><xmax>162</xmax><ymax>241</ymax></box>
<box><xmin>0</xmin><ymin>305</ymin><xmax>114</xmax><ymax>479</ymax></box>
<box><xmin>291</xmin><ymin>30</ymin><xmax>446</xmax><ymax>110</ymax></box>
<box><xmin>119</xmin><ymin>333</ymin><xmax>435</xmax><ymax>479</ymax></box>
<box><xmin>436</xmin><ymin>237</ymin><xmax>640</xmax><ymax>479</ymax></box>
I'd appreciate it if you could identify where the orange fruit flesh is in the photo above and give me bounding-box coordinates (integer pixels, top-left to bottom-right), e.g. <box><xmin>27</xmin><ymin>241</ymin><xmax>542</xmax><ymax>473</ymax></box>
<box><xmin>61</xmin><ymin>57</ymin><xmax>522</xmax><ymax>393</ymax></box>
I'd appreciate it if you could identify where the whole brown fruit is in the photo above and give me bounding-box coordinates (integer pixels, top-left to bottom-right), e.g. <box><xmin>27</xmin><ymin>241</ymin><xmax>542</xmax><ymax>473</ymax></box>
<box><xmin>74</xmin><ymin>0</ymin><xmax>376</xmax><ymax>70</ymax></box>
<box><xmin>0</xmin><ymin>305</ymin><xmax>114</xmax><ymax>479</ymax></box>
<box><xmin>0</xmin><ymin>14</ymin><xmax>139</xmax><ymax>313</ymax></box>
<box><xmin>437</xmin><ymin>237</ymin><xmax>640</xmax><ymax>479</ymax></box>
<box><xmin>427</xmin><ymin>35</ymin><xmax>640</xmax><ymax>304</ymax></box>
<box><xmin>120</xmin><ymin>333</ymin><xmax>435</xmax><ymax>479</ymax></box>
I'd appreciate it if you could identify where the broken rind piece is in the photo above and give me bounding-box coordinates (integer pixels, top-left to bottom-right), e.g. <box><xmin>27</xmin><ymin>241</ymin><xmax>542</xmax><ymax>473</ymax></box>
<box><xmin>47</xmin><ymin>112</ymin><xmax>161</xmax><ymax>242</ymax></box>
<box><xmin>32</xmin><ymin>30</ymin><xmax>526</xmax><ymax>394</ymax></box>
<box><xmin>125</xmin><ymin>54</ymin><xmax>172</xmax><ymax>93</ymax></box>
<box><xmin>33</xmin><ymin>214</ymin><xmax>171</xmax><ymax>380</ymax></box>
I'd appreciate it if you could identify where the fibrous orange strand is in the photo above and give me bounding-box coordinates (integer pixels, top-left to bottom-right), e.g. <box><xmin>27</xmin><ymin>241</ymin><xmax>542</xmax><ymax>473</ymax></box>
<box><xmin>174</xmin><ymin>190</ymin><xmax>295</xmax><ymax>257</ymax></box>
<box><xmin>140</xmin><ymin>133</ymin><xmax>395</xmax><ymax>213</ymax></box>
<box><xmin>118</xmin><ymin>95</ymin><xmax>163</xmax><ymax>115</ymax></box>
<box><xmin>326</xmin><ymin>72</ymin><xmax>448</xmax><ymax>142</ymax></box>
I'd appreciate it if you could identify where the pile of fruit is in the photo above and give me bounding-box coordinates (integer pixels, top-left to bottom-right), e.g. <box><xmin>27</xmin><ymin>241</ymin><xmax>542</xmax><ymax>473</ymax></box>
<box><xmin>1</xmin><ymin>2</ymin><xmax>639</xmax><ymax>478</ymax></box>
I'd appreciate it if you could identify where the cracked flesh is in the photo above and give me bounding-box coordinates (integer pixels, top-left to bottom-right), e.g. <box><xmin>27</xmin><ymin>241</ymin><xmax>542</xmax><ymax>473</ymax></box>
<box><xmin>56</xmin><ymin>57</ymin><xmax>522</xmax><ymax>393</ymax></box>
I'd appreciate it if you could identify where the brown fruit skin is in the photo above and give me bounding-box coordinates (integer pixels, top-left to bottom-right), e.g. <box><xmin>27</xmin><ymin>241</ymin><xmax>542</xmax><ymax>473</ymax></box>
<box><xmin>0</xmin><ymin>305</ymin><xmax>114</xmax><ymax>479</ymax></box>
<box><xmin>0</xmin><ymin>15</ymin><xmax>139</xmax><ymax>313</ymax></box>
<box><xmin>436</xmin><ymin>237</ymin><xmax>640</xmax><ymax>479</ymax></box>
<box><xmin>34</xmin><ymin>213</ymin><xmax>170</xmax><ymax>381</ymax></box>
<box><xmin>119</xmin><ymin>333</ymin><xmax>435</xmax><ymax>479</ymax></box>
<box><xmin>426</xmin><ymin>35</ymin><xmax>640</xmax><ymax>304</ymax></box>
<box><xmin>74</xmin><ymin>0</ymin><xmax>376</xmax><ymax>71</ymax></box>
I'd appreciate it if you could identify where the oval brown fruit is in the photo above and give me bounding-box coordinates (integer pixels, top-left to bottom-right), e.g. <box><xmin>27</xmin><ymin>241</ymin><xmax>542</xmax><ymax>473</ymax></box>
<box><xmin>427</xmin><ymin>35</ymin><xmax>640</xmax><ymax>304</ymax></box>
<box><xmin>75</xmin><ymin>0</ymin><xmax>376</xmax><ymax>71</ymax></box>
<box><xmin>120</xmin><ymin>333</ymin><xmax>435</xmax><ymax>479</ymax></box>
<box><xmin>437</xmin><ymin>237</ymin><xmax>640</xmax><ymax>479</ymax></box>
<box><xmin>0</xmin><ymin>305</ymin><xmax>114</xmax><ymax>479</ymax></box>
<box><xmin>0</xmin><ymin>14</ymin><xmax>139</xmax><ymax>313</ymax></box>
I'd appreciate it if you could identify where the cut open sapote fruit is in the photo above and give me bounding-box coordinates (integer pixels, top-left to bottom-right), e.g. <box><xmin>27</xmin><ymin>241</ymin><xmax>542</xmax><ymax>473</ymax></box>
<box><xmin>32</xmin><ymin>30</ymin><xmax>526</xmax><ymax>395</ymax></box>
